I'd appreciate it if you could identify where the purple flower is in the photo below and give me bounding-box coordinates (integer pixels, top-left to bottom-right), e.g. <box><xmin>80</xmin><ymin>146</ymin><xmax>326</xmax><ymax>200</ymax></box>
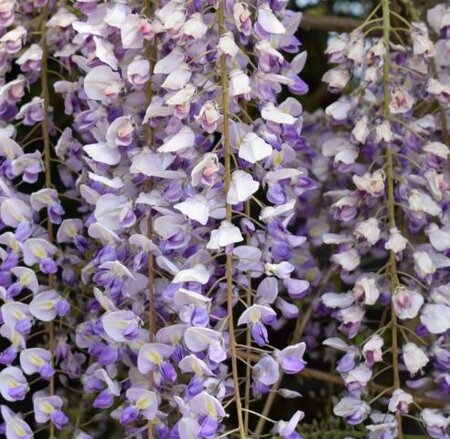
<box><xmin>275</xmin><ymin>342</ymin><xmax>306</xmax><ymax>374</ymax></box>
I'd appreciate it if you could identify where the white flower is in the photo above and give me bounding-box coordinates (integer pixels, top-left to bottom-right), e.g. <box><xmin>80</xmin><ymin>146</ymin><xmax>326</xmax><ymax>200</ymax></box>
<box><xmin>174</xmin><ymin>197</ymin><xmax>209</xmax><ymax>225</ymax></box>
<box><xmin>182</xmin><ymin>13</ymin><xmax>207</xmax><ymax>39</ymax></box>
<box><xmin>420</xmin><ymin>304</ymin><xmax>450</xmax><ymax>334</ymax></box>
<box><xmin>322</xmin><ymin>137</ymin><xmax>358</xmax><ymax>165</ymax></box>
<box><xmin>229</xmin><ymin>69</ymin><xmax>251</xmax><ymax>96</ymax></box>
<box><xmin>331</xmin><ymin>248</ymin><xmax>360</xmax><ymax>271</ymax></box>
<box><xmin>353</xmin><ymin>275</ymin><xmax>379</xmax><ymax>305</ymax></box>
<box><xmin>408</xmin><ymin>189</ymin><xmax>441</xmax><ymax>217</ymax></box>
<box><xmin>375</xmin><ymin>120</ymin><xmax>393</xmax><ymax>143</ymax></box>
<box><xmin>413</xmin><ymin>251</ymin><xmax>436</xmax><ymax>278</ymax></box>
<box><xmin>385</xmin><ymin>227</ymin><xmax>408</xmax><ymax>253</ymax></box>
<box><xmin>84</xmin><ymin>65</ymin><xmax>122</xmax><ymax>102</ymax></box>
<box><xmin>427</xmin><ymin>4</ymin><xmax>450</xmax><ymax>33</ymax></box>
<box><xmin>173</xmin><ymin>264</ymin><xmax>211</xmax><ymax>285</ymax></box>
<box><xmin>206</xmin><ymin>221</ymin><xmax>243</xmax><ymax>250</ymax></box>
<box><xmin>411</xmin><ymin>23</ymin><xmax>435</xmax><ymax>57</ymax></box>
<box><xmin>351</xmin><ymin>116</ymin><xmax>369</xmax><ymax>143</ymax></box>
<box><xmin>325</xmin><ymin>100</ymin><xmax>351</xmax><ymax>122</ymax></box>
<box><xmin>227</xmin><ymin>170</ymin><xmax>259</xmax><ymax>205</ymax></box>
<box><xmin>402</xmin><ymin>342</ymin><xmax>429</xmax><ymax>375</ymax></box>
<box><xmin>353</xmin><ymin>170</ymin><xmax>385</xmax><ymax>197</ymax></box>
<box><xmin>238</xmin><ymin>133</ymin><xmax>273</xmax><ymax>164</ymax></box>
<box><xmin>322</xmin><ymin>292</ymin><xmax>355</xmax><ymax>309</ymax></box>
<box><xmin>426</xmin><ymin>224</ymin><xmax>450</xmax><ymax>252</ymax></box>
<box><xmin>218</xmin><ymin>32</ymin><xmax>239</xmax><ymax>57</ymax></box>
<box><xmin>257</xmin><ymin>4</ymin><xmax>285</xmax><ymax>34</ymax></box>
<box><xmin>392</xmin><ymin>286</ymin><xmax>424</xmax><ymax>320</ymax></box>
<box><xmin>322</xmin><ymin>67</ymin><xmax>350</xmax><ymax>91</ymax></box>
<box><xmin>354</xmin><ymin>218</ymin><xmax>380</xmax><ymax>245</ymax></box>
<box><xmin>388</xmin><ymin>388</ymin><xmax>413</xmax><ymax>414</ymax></box>
<box><xmin>261</xmin><ymin>102</ymin><xmax>297</xmax><ymax>125</ymax></box>
<box><xmin>424</xmin><ymin>141</ymin><xmax>450</xmax><ymax>159</ymax></box>
<box><xmin>158</xmin><ymin>126</ymin><xmax>195</xmax><ymax>153</ymax></box>
<box><xmin>389</xmin><ymin>87</ymin><xmax>414</xmax><ymax>114</ymax></box>
<box><xmin>362</xmin><ymin>335</ymin><xmax>384</xmax><ymax>366</ymax></box>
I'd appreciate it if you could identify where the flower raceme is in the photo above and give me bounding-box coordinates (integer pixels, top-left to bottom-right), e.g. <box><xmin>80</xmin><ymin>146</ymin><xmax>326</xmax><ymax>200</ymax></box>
<box><xmin>0</xmin><ymin>0</ymin><xmax>448</xmax><ymax>439</ymax></box>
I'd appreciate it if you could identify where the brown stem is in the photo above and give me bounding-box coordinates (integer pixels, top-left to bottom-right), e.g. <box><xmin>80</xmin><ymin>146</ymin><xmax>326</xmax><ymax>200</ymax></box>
<box><xmin>239</xmin><ymin>348</ymin><xmax>445</xmax><ymax>410</ymax></box>
<box><xmin>300</xmin><ymin>14</ymin><xmax>363</xmax><ymax>32</ymax></box>
<box><xmin>144</xmin><ymin>2</ymin><xmax>156</xmax><ymax>438</ymax></box>
<box><xmin>40</xmin><ymin>5</ymin><xmax>55</xmax><ymax>438</ymax></box>
<box><xmin>382</xmin><ymin>0</ymin><xmax>403</xmax><ymax>436</ymax></box>
<box><xmin>243</xmin><ymin>200</ymin><xmax>252</xmax><ymax>433</ymax></box>
<box><xmin>218</xmin><ymin>1</ymin><xmax>246</xmax><ymax>437</ymax></box>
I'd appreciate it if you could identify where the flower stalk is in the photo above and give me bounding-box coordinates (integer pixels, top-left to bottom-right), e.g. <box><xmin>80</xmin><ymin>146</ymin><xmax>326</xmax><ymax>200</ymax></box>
<box><xmin>382</xmin><ymin>0</ymin><xmax>402</xmax><ymax>436</ymax></box>
<box><xmin>144</xmin><ymin>2</ymin><xmax>156</xmax><ymax>439</ymax></box>
<box><xmin>218</xmin><ymin>1</ymin><xmax>246</xmax><ymax>437</ymax></box>
<box><xmin>40</xmin><ymin>5</ymin><xmax>55</xmax><ymax>438</ymax></box>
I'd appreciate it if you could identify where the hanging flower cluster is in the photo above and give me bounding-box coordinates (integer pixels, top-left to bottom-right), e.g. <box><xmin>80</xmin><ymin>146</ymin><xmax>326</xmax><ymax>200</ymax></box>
<box><xmin>318</xmin><ymin>0</ymin><xmax>450</xmax><ymax>437</ymax></box>
<box><xmin>0</xmin><ymin>0</ymin><xmax>317</xmax><ymax>438</ymax></box>
<box><xmin>0</xmin><ymin>0</ymin><xmax>448</xmax><ymax>438</ymax></box>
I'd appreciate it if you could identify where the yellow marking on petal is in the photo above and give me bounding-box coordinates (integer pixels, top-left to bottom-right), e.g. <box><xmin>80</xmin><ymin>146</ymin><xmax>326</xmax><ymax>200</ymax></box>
<box><xmin>13</xmin><ymin>424</ymin><xmax>26</xmax><ymax>436</ymax></box>
<box><xmin>192</xmin><ymin>361</ymin><xmax>202</xmax><ymax>375</ymax></box>
<box><xmin>206</xmin><ymin>399</ymin><xmax>216</xmax><ymax>417</ymax></box>
<box><xmin>171</xmin><ymin>334</ymin><xmax>181</xmax><ymax>344</ymax></box>
<box><xmin>12</xmin><ymin>210</ymin><xmax>24</xmax><ymax>222</ymax></box>
<box><xmin>12</xmin><ymin>241</ymin><xmax>20</xmax><ymax>253</ymax></box>
<box><xmin>39</xmin><ymin>400</ymin><xmax>55</xmax><ymax>414</ymax></box>
<box><xmin>19</xmin><ymin>273</ymin><xmax>31</xmax><ymax>286</ymax></box>
<box><xmin>12</xmin><ymin>332</ymin><xmax>21</xmax><ymax>347</ymax></box>
<box><xmin>39</xmin><ymin>300</ymin><xmax>55</xmax><ymax>310</ymax></box>
<box><xmin>136</xmin><ymin>395</ymin><xmax>151</xmax><ymax>410</ymax></box>
<box><xmin>273</xmin><ymin>151</ymin><xmax>284</xmax><ymax>166</ymax></box>
<box><xmin>13</xmin><ymin>310</ymin><xmax>25</xmax><ymax>319</ymax></box>
<box><xmin>249</xmin><ymin>308</ymin><xmax>261</xmax><ymax>324</ymax></box>
<box><xmin>305</xmin><ymin>270</ymin><xmax>316</xmax><ymax>283</ymax></box>
<box><xmin>148</xmin><ymin>351</ymin><xmax>163</xmax><ymax>365</ymax></box>
<box><xmin>309</xmin><ymin>226</ymin><xmax>322</xmax><ymax>238</ymax></box>
<box><xmin>30</xmin><ymin>353</ymin><xmax>45</xmax><ymax>366</ymax></box>
<box><xmin>31</xmin><ymin>245</ymin><xmax>47</xmax><ymax>259</ymax></box>
<box><xmin>118</xmin><ymin>320</ymin><xmax>128</xmax><ymax>329</ymax></box>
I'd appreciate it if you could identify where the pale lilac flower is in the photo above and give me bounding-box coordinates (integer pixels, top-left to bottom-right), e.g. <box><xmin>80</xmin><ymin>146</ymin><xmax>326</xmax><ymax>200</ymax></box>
<box><xmin>102</xmin><ymin>310</ymin><xmax>140</xmax><ymax>342</ymax></box>
<box><xmin>253</xmin><ymin>355</ymin><xmax>280</xmax><ymax>386</ymax></box>
<box><xmin>362</xmin><ymin>335</ymin><xmax>384</xmax><ymax>366</ymax></box>
<box><xmin>333</xmin><ymin>396</ymin><xmax>370</xmax><ymax>425</ymax></box>
<box><xmin>20</xmin><ymin>348</ymin><xmax>54</xmax><ymax>379</ymax></box>
<box><xmin>0</xmin><ymin>366</ymin><xmax>28</xmax><ymax>402</ymax></box>
<box><xmin>123</xmin><ymin>388</ymin><xmax>158</xmax><ymax>422</ymax></box>
<box><xmin>388</xmin><ymin>389</ymin><xmax>413</xmax><ymax>414</ymax></box>
<box><xmin>274</xmin><ymin>410</ymin><xmax>305</xmax><ymax>437</ymax></box>
<box><xmin>275</xmin><ymin>342</ymin><xmax>307</xmax><ymax>374</ymax></box>
<box><xmin>421</xmin><ymin>409</ymin><xmax>450</xmax><ymax>439</ymax></box>
<box><xmin>33</xmin><ymin>393</ymin><xmax>68</xmax><ymax>429</ymax></box>
<box><xmin>29</xmin><ymin>290</ymin><xmax>68</xmax><ymax>322</ymax></box>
